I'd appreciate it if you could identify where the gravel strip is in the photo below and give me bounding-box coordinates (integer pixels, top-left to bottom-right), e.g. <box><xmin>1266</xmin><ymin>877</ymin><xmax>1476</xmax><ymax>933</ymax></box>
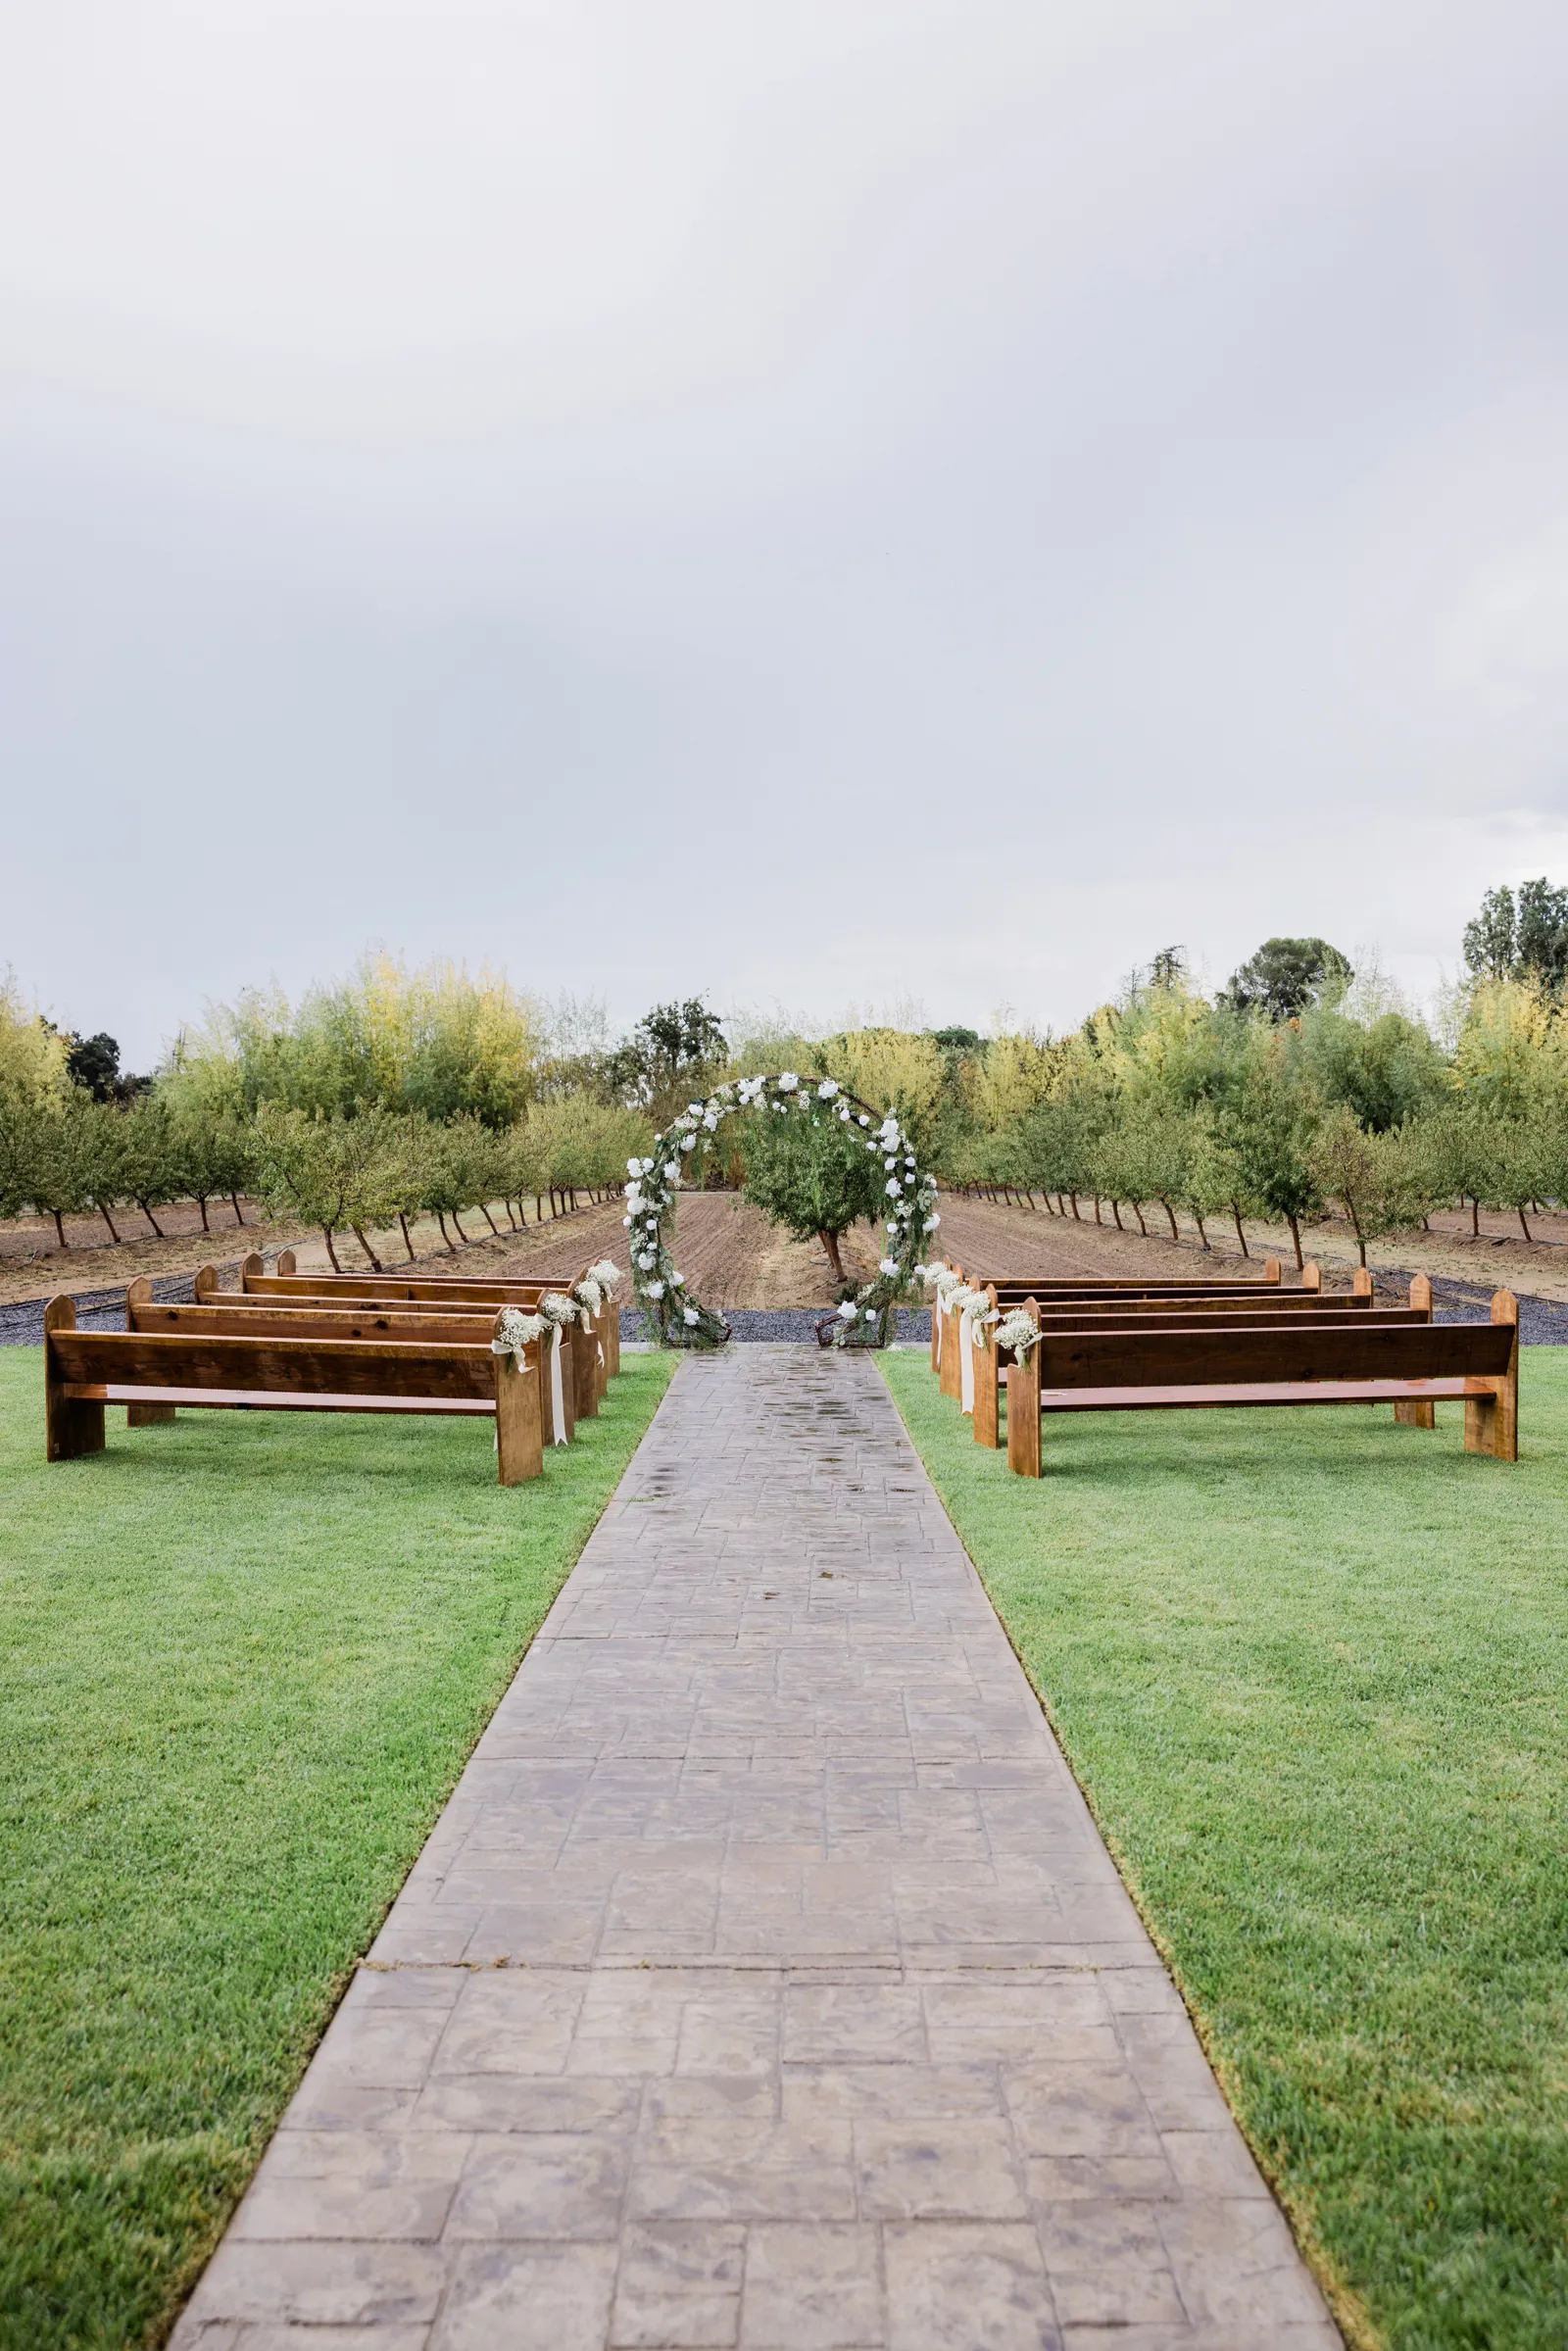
<box><xmin>617</xmin><ymin>1306</ymin><xmax>933</xmax><ymax>1346</ymax></box>
<box><xmin>0</xmin><ymin>1249</ymin><xmax>286</xmax><ymax>1346</ymax></box>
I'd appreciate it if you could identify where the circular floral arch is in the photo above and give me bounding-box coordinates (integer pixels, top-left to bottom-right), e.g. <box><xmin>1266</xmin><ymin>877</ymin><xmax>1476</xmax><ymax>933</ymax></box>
<box><xmin>624</xmin><ymin>1072</ymin><xmax>941</xmax><ymax>1348</ymax></box>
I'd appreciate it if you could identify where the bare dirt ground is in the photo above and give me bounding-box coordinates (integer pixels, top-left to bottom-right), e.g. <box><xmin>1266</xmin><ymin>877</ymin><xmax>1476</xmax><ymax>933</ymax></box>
<box><xmin>9</xmin><ymin>1181</ymin><xmax>1562</xmax><ymax>1312</ymax></box>
<box><xmin>0</xmin><ymin>1198</ymin><xmax>612</xmax><ymax>1306</ymax></box>
<box><xmin>460</xmin><ymin>1195</ymin><xmax>888</xmax><ymax>1306</ymax></box>
<box><xmin>939</xmin><ymin>1195</ymin><xmax>1568</xmax><ymax>1300</ymax></box>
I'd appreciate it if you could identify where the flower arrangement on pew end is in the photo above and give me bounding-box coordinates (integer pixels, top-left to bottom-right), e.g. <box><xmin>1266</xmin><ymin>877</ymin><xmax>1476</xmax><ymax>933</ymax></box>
<box><xmin>624</xmin><ymin>1073</ymin><xmax>941</xmax><ymax>1349</ymax></box>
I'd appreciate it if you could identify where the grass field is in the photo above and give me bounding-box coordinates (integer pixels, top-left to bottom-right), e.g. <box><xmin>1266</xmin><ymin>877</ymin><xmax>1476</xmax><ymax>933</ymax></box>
<box><xmin>0</xmin><ymin>1346</ymin><xmax>676</xmax><ymax>2351</ymax></box>
<box><xmin>881</xmin><ymin>1349</ymin><xmax>1568</xmax><ymax>2351</ymax></box>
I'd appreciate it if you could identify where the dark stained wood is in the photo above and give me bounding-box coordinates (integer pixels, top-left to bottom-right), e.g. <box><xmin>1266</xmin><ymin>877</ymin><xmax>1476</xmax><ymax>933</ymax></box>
<box><xmin>1032</xmin><ymin>1322</ymin><xmax>1513</xmax><ymax>1391</ymax></box>
<box><xmin>129</xmin><ymin>1302</ymin><xmax>505</xmax><ymax>1346</ymax></box>
<box><xmin>122</xmin><ymin>1277</ymin><xmax>177</xmax><ymax>1422</ymax></box>
<box><xmin>44</xmin><ymin>1297</ymin><xmax>103</xmax><ymax>1461</ymax></box>
<box><xmin>50</xmin><ymin>1329</ymin><xmax>501</xmax><ymax>1401</ymax></box>
<box><xmin>1036</xmin><ymin>1377</ymin><xmax>1480</xmax><ymax>1411</ymax></box>
<box><xmin>244</xmin><ymin>1274</ymin><xmax>559</xmax><ymax>1302</ymax></box>
<box><xmin>1395</xmin><ymin>1273</ymin><xmax>1437</xmax><ymax>1427</ymax></box>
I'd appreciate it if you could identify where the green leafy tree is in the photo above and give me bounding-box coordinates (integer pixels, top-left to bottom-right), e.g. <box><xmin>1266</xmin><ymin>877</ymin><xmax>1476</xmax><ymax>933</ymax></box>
<box><xmin>1209</xmin><ymin>1043</ymin><xmax>1321</xmax><ymax>1268</ymax></box>
<box><xmin>1298</xmin><ymin>1008</ymin><xmax>1446</xmax><ymax>1132</ymax></box>
<box><xmin>610</xmin><ymin>999</ymin><xmax>728</xmax><ymax>1127</ymax></box>
<box><xmin>1463</xmin><ymin>878</ymin><xmax>1568</xmax><ymax>992</ymax></box>
<box><xmin>11</xmin><ymin>1091</ymin><xmax>100</xmax><ymax>1247</ymax></box>
<box><xmin>741</xmin><ymin>1096</ymin><xmax>885</xmax><ymax>1284</ymax></box>
<box><xmin>251</xmin><ymin>1105</ymin><xmax>405</xmax><ymax>1272</ymax></box>
<box><xmin>121</xmin><ymin>1095</ymin><xmax>180</xmax><ymax>1238</ymax></box>
<box><xmin>1219</xmin><ymin>937</ymin><xmax>1352</xmax><ymax>1020</ymax></box>
<box><xmin>1308</xmin><ymin>1107</ymin><xmax>1434</xmax><ymax>1268</ymax></box>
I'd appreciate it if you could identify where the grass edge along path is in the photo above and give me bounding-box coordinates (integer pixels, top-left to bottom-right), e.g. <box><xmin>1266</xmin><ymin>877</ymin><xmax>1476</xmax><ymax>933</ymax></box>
<box><xmin>0</xmin><ymin>1347</ymin><xmax>677</xmax><ymax>2351</ymax></box>
<box><xmin>879</xmin><ymin>1350</ymin><xmax>1568</xmax><ymax>2351</ymax></box>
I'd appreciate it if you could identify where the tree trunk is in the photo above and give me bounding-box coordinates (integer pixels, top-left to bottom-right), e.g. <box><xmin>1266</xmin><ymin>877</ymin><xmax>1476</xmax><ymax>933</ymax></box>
<box><xmin>535</xmin><ymin>1197</ymin><xmax>545</xmax><ymax>1224</ymax></box>
<box><xmin>505</xmin><ymin>1199</ymin><xmax>518</xmax><ymax>1229</ymax></box>
<box><xmin>99</xmin><ymin>1202</ymin><xmax>122</xmax><ymax>1244</ymax></box>
<box><xmin>1110</xmin><ymin>1199</ymin><xmax>1124</xmax><ymax>1230</ymax></box>
<box><xmin>1092</xmin><ymin>1195</ymin><xmax>1102</xmax><ymax>1223</ymax></box>
<box><xmin>1161</xmin><ymin>1199</ymin><xmax>1180</xmax><ymax>1242</ymax></box>
<box><xmin>1357</xmin><ymin>1231</ymin><xmax>1368</xmax><ymax>1266</ymax></box>
<box><xmin>436</xmin><ymin>1209</ymin><xmax>457</xmax><ymax>1253</ymax></box>
<box><xmin>452</xmin><ymin>1209</ymin><xmax>470</xmax><ymax>1243</ymax></box>
<box><xmin>1069</xmin><ymin>1193</ymin><xmax>1081</xmax><ymax>1220</ymax></box>
<box><xmin>1519</xmin><ymin>1205</ymin><xmax>1533</xmax><ymax>1241</ymax></box>
<box><xmin>1231</xmin><ymin>1205</ymin><xmax>1250</xmax><ymax>1257</ymax></box>
<box><xmin>820</xmin><ymin>1228</ymin><xmax>848</xmax><ymax>1281</ymax></box>
<box><xmin>352</xmin><ymin>1224</ymin><xmax>383</xmax><ymax>1272</ymax></box>
<box><xmin>230</xmin><ymin>1192</ymin><xmax>245</xmax><ymax>1225</ymax></box>
<box><xmin>1194</xmin><ymin>1210</ymin><xmax>1210</xmax><ymax>1249</ymax></box>
<box><xmin>1286</xmin><ymin>1212</ymin><xmax>1303</xmax><ymax>1269</ymax></box>
<box><xmin>1133</xmin><ymin>1201</ymin><xmax>1148</xmax><ymax>1235</ymax></box>
<box><xmin>52</xmin><ymin>1209</ymin><xmax>69</xmax><ymax>1247</ymax></box>
<box><xmin>196</xmin><ymin>1196</ymin><xmax>211</xmax><ymax>1232</ymax></box>
<box><xmin>137</xmin><ymin>1198</ymin><xmax>166</xmax><ymax>1239</ymax></box>
<box><xmin>398</xmin><ymin>1210</ymin><xmax>417</xmax><ymax>1262</ymax></box>
<box><xmin>480</xmin><ymin>1201</ymin><xmax>502</xmax><ymax>1236</ymax></box>
<box><xmin>323</xmin><ymin>1225</ymin><xmax>342</xmax><ymax>1273</ymax></box>
<box><xmin>1471</xmin><ymin>1197</ymin><xmax>1480</xmax><ymax>1237</ymax></box>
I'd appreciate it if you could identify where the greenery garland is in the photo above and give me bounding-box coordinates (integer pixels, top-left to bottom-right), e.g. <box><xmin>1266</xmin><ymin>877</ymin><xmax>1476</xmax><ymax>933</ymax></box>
<box><xmin>624</xmin><ymin>1072</ymin><xmax>941</xmax><ymax>1348</ymax></box>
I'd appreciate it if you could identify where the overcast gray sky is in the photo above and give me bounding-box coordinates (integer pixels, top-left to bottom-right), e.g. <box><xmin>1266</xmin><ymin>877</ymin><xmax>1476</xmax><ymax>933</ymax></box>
<box><xmin>4</xmin><ymin>0</ymin><xmax>1567</xmax><ymax>1065</ymax></box>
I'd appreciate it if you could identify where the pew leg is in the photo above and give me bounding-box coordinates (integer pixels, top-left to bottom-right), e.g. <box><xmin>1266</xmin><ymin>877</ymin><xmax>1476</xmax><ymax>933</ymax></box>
<box><xmin>47</xmin><ymin>1390</ymin><xmax>105</xmax><ymax>1462</ymax></box>
<box><xmin>1006</xmin><ymin>1362</ymin><xmax>1041</xmax><ymax>1478</ymax></box>
<box><xmin>973</xmin><ymin>1353</ymin><xmax>1000</xmax><ymax>1447</ymax></box>
<box><xmin>127</xmin><ymin>1402</ymin><xmax>177</xmax><ymax>1427</ymax></box>
<box><xmin>496</xmin><ymin>1357</ymin><xmax>543</xmax><ymax>1485</ymax></box>
<box><xmin>1394</xmin><ymin>1399</ymin><xmax>1435</xmax><ymax>1431</ymax></box>
<box><xmin>1466</xmin><ymin>1379</ymin><xmax>1517</xmax><ymax>1462</ymax></box>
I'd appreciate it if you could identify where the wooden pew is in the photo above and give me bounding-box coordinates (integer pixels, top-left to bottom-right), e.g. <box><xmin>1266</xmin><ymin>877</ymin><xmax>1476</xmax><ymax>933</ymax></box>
<box><xmin>228</xmin><ymin>1253</ymin><xmax>617</xmax><ymax>1406</ymax></box>
<box><xmin>930</xmin><ymin>1256</ymin><xmax>1300</xmax><ymax>1387</ymax></box>
<box><xmin>44</xmin><ymin>1298</ymin><xmax>545</xmax><ymax>1484</ymax></box>
<box><xmin>1001</xmin><ymin>1289</ymin><xmax>1518</xmax><ymax>1474</ymax></box>
<box><xmin>165</xmin><ymin>1278</ymin><xmax>582</xmax><ymax>1445</ymax></box>
<box><xmin>966</xmin><ymin>1285</ymin><xmax>1432</xmax><ymax>1449</ymax></box>
<box><xmin>262</xmin><ymin>1251</ymin><xmax>621</xmax><ymax>1387</ymax></box>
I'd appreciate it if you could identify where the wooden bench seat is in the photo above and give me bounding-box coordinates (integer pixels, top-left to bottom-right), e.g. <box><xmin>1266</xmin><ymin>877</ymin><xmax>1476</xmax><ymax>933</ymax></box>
<box><xmin>131</xmin><ymin>1279</ymin><xmax>583</xmax><ymax>1444</ymax></box>
<box><xmin>44</xmin><ymin>1298</ymin><xmax>545</xmax><ymax>1483</ymax></box>
<box><xmin>1001</xmin><ymin>1293</ymin><xmax>1519</xmax><ymax>1472</ymax></box>
<box><xmin>230</xmin><ymin>1254</ymin><xmax>618</xmax><ymax>1394</ymax></box>
<box><xmin>930</xmin><ymin>1261</ymin><xmax>1361</xmax><ymax>1393</ymax></box>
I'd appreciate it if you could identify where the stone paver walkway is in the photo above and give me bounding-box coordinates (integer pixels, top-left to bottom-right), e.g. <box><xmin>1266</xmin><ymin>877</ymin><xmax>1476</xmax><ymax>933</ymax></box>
<box><xmin>173</xmin><ymin>1347</ymin><xmax>1340</xmax><ymax>2351</ymax></box>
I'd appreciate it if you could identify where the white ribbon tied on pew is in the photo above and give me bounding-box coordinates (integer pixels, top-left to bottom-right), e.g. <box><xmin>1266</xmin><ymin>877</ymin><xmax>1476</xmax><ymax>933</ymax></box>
<box><xmin>949</xmin><ymin>1285</ymin><xmax>996</xmax><ymax>1417</ymax></box>
<box><xmin>925</xmin><ymin>1267</ymin><xmax>964</xmax><ymax>1368</ymax></box>
<box><xmin>539</xmin><ymin>1293</ymin><xmax>581</xmax><ymax>1445</ymax></box>
<box><xmin>491</xmin><ymin>1307</ymin><xmax>548</xmax><ymax>1453</ymax></box>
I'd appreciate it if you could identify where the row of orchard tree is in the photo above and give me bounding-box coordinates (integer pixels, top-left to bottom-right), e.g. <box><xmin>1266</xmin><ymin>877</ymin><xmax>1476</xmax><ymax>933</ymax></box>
<box><xmin>9</xmin><ymin>888</ymin><xmax>1568</xmax><ymax>1277</ymax></box>
<box><xmin>0</xmin><ymin>959</ymin><xmax>652</xmax><ymax>1266</ymax></box>
<box><xmin>936</xmin><ymin>929</ymin><xmax>1568</xmax><ymax>1265</ymax></box>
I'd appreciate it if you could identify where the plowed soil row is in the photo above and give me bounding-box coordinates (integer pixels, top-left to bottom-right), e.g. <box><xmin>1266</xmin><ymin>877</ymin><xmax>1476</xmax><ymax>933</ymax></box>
<box><xmin>10</xmin><ymin>1183</ymin><xmax>1562</xmax><ymax>1312</ymax></box>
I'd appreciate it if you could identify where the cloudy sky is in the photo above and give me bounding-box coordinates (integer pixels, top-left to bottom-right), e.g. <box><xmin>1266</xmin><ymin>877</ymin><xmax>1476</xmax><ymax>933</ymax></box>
<box><xmin>3</xmin><ymin>0</ymin><xmax>1567</xmax><ymax>1065</ymax></box>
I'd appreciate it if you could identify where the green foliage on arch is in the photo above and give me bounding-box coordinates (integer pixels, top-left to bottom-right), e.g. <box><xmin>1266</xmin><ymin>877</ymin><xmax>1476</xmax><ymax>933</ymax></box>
<box><xmin>623</xmin><ymin>1071</ymin><xmax>941</xmax><ymax>1347</ymax></box>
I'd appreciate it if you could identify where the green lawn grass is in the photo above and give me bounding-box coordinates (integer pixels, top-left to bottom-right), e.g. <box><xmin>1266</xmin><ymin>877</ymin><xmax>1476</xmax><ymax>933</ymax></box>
<box><xmin>881</xmin><ymin>1349</ymin><xmax>1568</xmax><ymax>2351</ymax></box>
<box><xmin>0</xmin><ymin>1347</ymin><xmax>676</xmax><ymax>2351</ymax></box>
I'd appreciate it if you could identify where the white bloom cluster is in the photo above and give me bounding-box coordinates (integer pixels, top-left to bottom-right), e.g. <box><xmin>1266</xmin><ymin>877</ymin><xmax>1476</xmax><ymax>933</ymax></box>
<box><xmin>539</xmin><ymin>1292</ymin><xmax>581</xmax><ymax>1328</ymax></box>
<box><xmin>994</xmin><ymin>1309</ymin><xmax>1042</xmax><ymax>1356</ymax></box>
<box><xmin>588</xmin><ymin>1260</ymin><xmax>622</xmax><ymax>1293</ymax></box>
<box><xmin>491</xmin><ymin>1306</ymin><xmax>546</xmax><ymax>1358</ymax></box>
